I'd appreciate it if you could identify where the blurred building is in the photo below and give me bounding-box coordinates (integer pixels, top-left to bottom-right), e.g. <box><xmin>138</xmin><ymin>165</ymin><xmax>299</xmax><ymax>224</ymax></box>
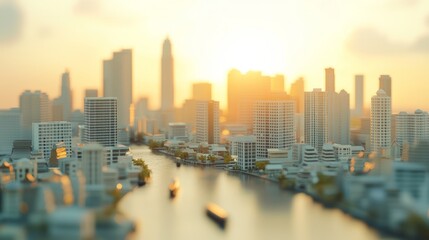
<box><xmin>379</xmin><ymin>75</ymin><xmax>392</xmax><ymax>98</ymax></box>
<box><xmin>20</xmin><ymin>90</ymin><xmax>52</xmax><ymax>139</ymax></box>
<box><xmin>304</xmin><ymin>89</ymin><xmax>327</xmax><ymax>153</ymax></box>
<box><xmin>196</xmin><ymin>100</ymin><xmax>220</xmax><ymax>144</ymax></box>
<box><xmin>0</xmin><ymin>108</ymin><xmax>21</xmax><ymax>155</ymax></box>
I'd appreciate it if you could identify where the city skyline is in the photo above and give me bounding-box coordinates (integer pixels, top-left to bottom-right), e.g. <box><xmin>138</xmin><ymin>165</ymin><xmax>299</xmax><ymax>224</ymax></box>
<box><xmin>0</xmin><ymin>1</ymin><xmax>429</xmax><ymax>112</ymax></box>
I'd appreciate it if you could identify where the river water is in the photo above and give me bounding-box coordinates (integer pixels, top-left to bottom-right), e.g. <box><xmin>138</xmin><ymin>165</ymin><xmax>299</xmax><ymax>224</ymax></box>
<box><xmin>119</xmin><ymin>145</ymin><xmax>394</xmax><ymax>240</ymax></box>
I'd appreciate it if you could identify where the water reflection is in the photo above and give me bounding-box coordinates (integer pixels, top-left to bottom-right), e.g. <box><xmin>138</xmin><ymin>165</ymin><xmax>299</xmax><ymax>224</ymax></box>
<box><xmin>120</xmin><ymin>146</ymin><xmax>391</xmax><ymax>240</ymax></box>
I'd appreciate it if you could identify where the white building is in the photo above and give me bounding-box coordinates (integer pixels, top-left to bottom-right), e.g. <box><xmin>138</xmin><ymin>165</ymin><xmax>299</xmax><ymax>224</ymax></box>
<box><xmin>13</xmin><ymin>158</ymin><xmax>38</xmax><ymax>181</ymax></box>
<box><xmin>370</xmin><ymin>89</ymin><xmax>392</xmax><ymax>156</ymax></box>
<box><xmin>304</xmin><ymin>89</ymin><xmax>327</xmax><ymax>153</ymax></box>
<box><xmin>230</xmin><ymin>136</ymin><xmax>257</xmax><ymax>170</ymax></box>
<box><xmin>0</xmin><ymin>108</ymin><xmax>21</xmax><ymax>155</ymax></box>
<box><xmin>81</xmin><ymin>143</ymin><xmax>104</xmax><ymax>185</ymax></box>
<box><xmin>196</xmin><ymin>100</ymin><xmax>220</xmax><ymax>144</ymax></box>
<box><xmin>253</xmin><ymin>100</ymin><xmax>295</xmax><ymax>158</ymax></box>
<box><xmin>20</xmin><ymin>90</ymin><xmax>52</xmax><ymax>139</ymax></box>
<box><xmin>168</xmin><ymin>122</ymin><xmax>188</xmax><ymax>140</ymax></box>
<box><xmin>395</xmin><ymin>109</ymin><xmax>429</xmax><ymax>154</ymax></box>
<box><xmin>32</xmin><ymin>121</ymin><xmax>72</xmax><ymax>162</ymax></box>
<box><xmin>83</xmin><ymin>97</ymin><xmax>118</xmax><ymax>147</ymax></box>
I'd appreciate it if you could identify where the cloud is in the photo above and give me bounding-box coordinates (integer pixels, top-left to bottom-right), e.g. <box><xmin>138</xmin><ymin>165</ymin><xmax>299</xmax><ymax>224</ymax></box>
<box><xmin>412</xmin><ymin>34</ymin><xmax>429</xmax><ymax>52</ymax></box>
<box><xmin>73</xmin><ymin>0</ymin><xmax>137</xmax><ymax>26</ymax></box>
<box><xmin>0</xmin><ymin>0</ymin><xmax>23</xmax><ymax>43</ymax></box>
<box><xmin>346</xmin><ymin>27</ymin><xmax>405</xmax><ymax>55</ymax></box>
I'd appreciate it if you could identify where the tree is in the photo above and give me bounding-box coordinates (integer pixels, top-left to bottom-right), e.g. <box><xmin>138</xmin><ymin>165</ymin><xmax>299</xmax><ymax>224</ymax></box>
<box><xmin>223</xmin><ymin>153</ymin><xmax>233</xmax><ymax>164</ymax></box>
<box><xmin>180</xmin><ymin>151</ymin><xmax>189</xmax><ymax>160</ymax></box>
<box><xmin>133</xmin><ymin>158</ymin><xmax>152</xmax><ymax>181</ymax></box>
<box><xmin>198</xmin><ymin>155</ymin><xmax>207</xmax><ymax>163</ymax></box>
<box><xmin>208</xmin><ymin>154</ymin><xmax>217</xmax><ymax>163</ymax></box>
<box><xmin>255</xmin><ymin>161</ymin><xmax>269</xmax><ymax>170</ymax></box>
<box><xmin>174</xmin><ymin>150</ymin><xmax>182</xmax><ymax>158</ymax></box>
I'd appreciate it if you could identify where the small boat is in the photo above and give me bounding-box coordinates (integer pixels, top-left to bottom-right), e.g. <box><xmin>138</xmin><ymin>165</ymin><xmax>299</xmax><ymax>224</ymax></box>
<box><xmin>168</xmin><ymin>179</ymin><xmax>180</xmax><ymax>198</ymax></box>
<box><xmin>137</xmin><ymin>179</ymin><xmax>146</xmax><ymax>187</ymax></box>
<box><xmin>206</xmin><ymin>203</ymin><xmax>228</xmax><ymax>228</ymax></box>
<box><xmin>175</xmin><ymin>157</ymin><xmax>181</xmax><ymax>167</ymax></box>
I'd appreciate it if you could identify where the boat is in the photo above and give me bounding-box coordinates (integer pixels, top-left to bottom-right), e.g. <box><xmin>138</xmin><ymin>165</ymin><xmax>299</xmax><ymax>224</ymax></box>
<box><xmin>168</xmin><ymin>179</ymin><xmax>180</xmax><ymax>198</ymax></box>
<box><xmin>175</xmin><ymin>157</ymin><xmax>181</xmax><ymax>167</ymax></box>
<box><xmin>206</xmin><ymin>203</ymin><xmax>228</xmax><ymax>228</ymax></box>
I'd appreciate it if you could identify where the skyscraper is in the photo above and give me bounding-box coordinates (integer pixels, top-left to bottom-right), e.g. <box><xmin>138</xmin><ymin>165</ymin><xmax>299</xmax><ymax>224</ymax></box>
<box><xmin>85</xmin><ymin>89</ymin><xmax>98</xmax><ymax>98</ymax></box>
<box><xmin>290</xmin><ymin>78</ymin><xmax>304</xmax><ymax>113</ymax></box>
<box><xmin>325</xmin><ymin>68</ymin><xmax>335</xmax><ymax>93</ymax></box>
<box><xmin>103</xmin><ymin>49</ymin><xmax>132</xmax><ymax>129</ymax></box>
<box><xmin>379</xmin><ymin>75</ymin><xmax>392</xmax><ymax>98</ymax></box>
<box><xmin>192</xmin><ymin>82</ymin><xmax>211</xmax><ymax>101</ymax></box>
<box><xmin>61</xmin><ymin>71</ymin><xmax>73</xmax><ymax>121</ymax></box>
<box><xmin>337</xmin><ymin>90</ymin><xmax>350</xmax><ymax>144</ymax></box>
<box><xmin>161</xmin><ymin>38</ymin><xmax>174</xmax><ymax>111</ymax></box>
<box><xmin>370</xmin><ymin>89</ymin><xmax>391</xmax><ymax>155</ymax></box>
<box><xmin>395</xmin><ymin>109</ymin><xmax>429</xmax><ymax>155</ymax></box>
<box><xmin>83</xmin><ymin>97</ymin><xmax>118</xmax><ymax>147</ymax></box>
<box><xmin>253</xmin><ymin>100</ymin><xmax>295</xmax><ymax>158</ymax></box>
<box><xmin>196</xmin><ymin>100</ymin><xmax>220</xmax><ymax>144</ymax></box>
<box><xmin>19</xmin><ymin>90</ymin><xmax>52</xmax><ymax>139</ymax></box>
<box><xmin>304</xmin><ymin>89</ymin><xmax>327</xmax><ymax>153</ymax></box>
<box><xmin>354</xmin><ymin>75</ymin><xmax>364</xmax><ymax>117</ymax></box>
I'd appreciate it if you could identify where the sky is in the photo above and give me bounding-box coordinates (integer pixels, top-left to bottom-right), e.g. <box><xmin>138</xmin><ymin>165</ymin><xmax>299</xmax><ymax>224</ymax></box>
<box><xmin>0</xmin><ymin>0</ymin><xmax>428</xmax><ymax>112</ymax></box>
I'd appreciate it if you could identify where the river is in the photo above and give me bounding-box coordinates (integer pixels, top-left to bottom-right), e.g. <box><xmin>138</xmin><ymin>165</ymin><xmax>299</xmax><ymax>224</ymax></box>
<box><xmin>119</xmin><ymin>145</ymin><xmax>394</xmax><ymax>240</ymax></box>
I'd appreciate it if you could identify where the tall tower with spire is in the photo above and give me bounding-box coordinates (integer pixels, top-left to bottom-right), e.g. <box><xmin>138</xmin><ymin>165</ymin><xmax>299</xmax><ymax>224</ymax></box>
<box><xmin>161</xmin><ymin>37</ymin><xmax>174</xmax><ymax>111</ymax></box>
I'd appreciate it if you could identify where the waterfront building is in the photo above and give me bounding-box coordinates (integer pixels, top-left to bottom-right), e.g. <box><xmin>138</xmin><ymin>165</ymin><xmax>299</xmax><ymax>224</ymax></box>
<box><xmin>230</xmin><ymin>135</ymin><xmax>257</xmax><ymax>170</ymax></box>
<box><xmin>370</xmin><ymin>89</ymin><xmax>392</xmax><ymax>156</ymax></box>
<box><xmin>168</xmin><ymin>122</ymin><xmax>188</xmax><ymax>140</ymax></box>
<box><xmin>196</xmin><ymin>100</ymin><xmax>220</xmax><ymax>144</ymax></box>
<box><xmin>253</xmin><ymin>100</ymin><xmax>295</xmax><ymax>158</ymax></box>
<box><xmin>32</xmin><ymin>121</ymin><xmax>72</xmax><ymax>163</ymax></box>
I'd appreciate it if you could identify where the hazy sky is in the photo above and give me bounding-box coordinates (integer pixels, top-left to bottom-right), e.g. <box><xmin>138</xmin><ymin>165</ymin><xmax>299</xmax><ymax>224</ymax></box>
<box><xmin>0</xmin><ymin>0</ymin><xmax>428</xmax><ymax>112</ymax></box>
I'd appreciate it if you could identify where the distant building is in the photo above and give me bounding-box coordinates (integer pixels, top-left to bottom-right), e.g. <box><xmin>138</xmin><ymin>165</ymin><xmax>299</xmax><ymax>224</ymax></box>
<box><xmin>196</xmin><ymin>100</ymin><xmax>220</xmax><ymax>144</ymax></box>
<box><xmin>192</xmin><ymin>82</ymin><xmax>212</xmax><ymax>101</ymax></box>
<box><xmin>161</xmin><ymin>38</ymin><xmax>174</xmax><ymax>111</ymax></box>
<box><xmin>379</xmin><ymin>75</ymin><xmax>392</xmax><ymax>98</ymax></box>
<box><xmin>60</xmin><ymin>71</ymin><xmax>73</xmax><ymax>121</ymax></box>
<box><xmin>83</xmin><ymin>97</ymin><xmax>118</xmax><ymax>147</ymax></box>
<box><xmin>168</xmin><ymin>123</ymin><xmax>187</xmax><ymax>140</ymax></box>
<box><xmin>103</xmin><ymin>49</ymin><xmax>132</xmax><ymax>130</ymax></box>
<box><xmin>304</xmin><ymin>89</ymin><xmax>327</xmax><ymax>153</ymax></box>
<box><xmin>370</xmin><ymin>89</ymin><xmax>392</xmax><ymax>155</ymax></box>
<box><xmin>20</xmin><ymin>90</ymin><xmax>52</xmax><ymax>139</ymax></box>
<box><xmin>32</xmin><ymin>121</ymin><xmax>72</xmax><ymax>163</ymax></box>
<box><xmin>0</xmin><ymin>108</ymin><xmax>21</xmax><ymax>155</ymax></box>
<box><xmin>325</xmin><ymin>68</ymin><xmax>335</xmax><ymax>93</ymax></box>
<box><xmin>290</xmin><ymin>78</ymin><xmax>304</xmax><ymax>113</ymax></box>
<box><xmin>394</xmin><ymin>109</ymin><xmax>429</xmax><ymax>155</ymax></box>
<box><xmin>354</xmin><ymin>75</ymin><xmax>364</xmax><ymax>117</ymax></box>
<box><xmin>85</xmin><ymin>89</ymin><xmax>98</xmax><ymax>98</ymax></box>
<box><xmin>230</xmin><ymin>135</ymin><xmax>257</xmax><ymax>170</ymax></box>
<box><xmin>253</xmin><ymin>100</ymin><xmax>295</xmax><ymax>158</ymax></box>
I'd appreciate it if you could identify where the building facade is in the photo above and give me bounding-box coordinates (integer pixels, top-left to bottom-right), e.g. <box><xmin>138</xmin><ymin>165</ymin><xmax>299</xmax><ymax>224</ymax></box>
<box><xmin>196</xmin><ymin>100</ymin><xmax>220</xmax><ymax>144</ymax></box>
<box><xmin>304</xmin><ymin>89</ymin><xmax>327</xmax><ymax>153</ymax></box>
<box><xmin>370</xmin><ymin>89</ymin><xmax>392</xmax><ymax>155</ymax></box>
<box><xmin>32</xmin><ymin>121</ymin><xmax>72</xmax><ymax>162</ymax></box>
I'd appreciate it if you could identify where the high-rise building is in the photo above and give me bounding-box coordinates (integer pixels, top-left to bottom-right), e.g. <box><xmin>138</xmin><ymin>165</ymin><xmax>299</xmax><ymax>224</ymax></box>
<box><xmin>103</xmin><ymin>49</ymin><xmax>132</xmax><ymax>129</ymax></box>
<box><xmin>253</xmin><ymin>100</ymin><xmax>295</xmax><ymax>158</ymax></box>
<box><xmin>304</xmin><ymin>89</ymin><xmax>327</xmax><ymax>153</ymax></box>
<box><xmin>395</xmin><ymin>109</ymin><xmax>429</xmax><ymax>154</ymax></box>
<box><xmin>32</xmin><ymin>121</ymin><xmax>72</xmax><ymax>162</ymax></box>
<box><xmin>0</xmin><ymin>108</ymin><xmax>21</xmax><ymax>155</ymax></box>
<box><xmin>290</xmin><ymin>78</ymin><xmax>304</xmax><ymax>113</ymax></box>
<box><xmin>83</xmin><ymin>97</ymin><xmax>118</xmax><ymax>147</ymax></box>
<box><xmin>325</xmin><ymin>68</ymin><xmax>335</xmax><ymax>93</ymax></box>
<box><xmin>19</xmin><ymin>90</ymin><xmax>52</xmax><ymax>139</ymax></box>
<box><xmin>370</xmin><ymin>89</ymin><xmax>391</xmax><ymax>155</ymax></box>
<box><xmin>379</xmin><ymin>75</ymin><xmax>392</xmax><ymax>98</ymax></box>
<box><xmin>229</xmin><ymin>135</ymin><xmax>257</xmax><ymax>170</ymax></box>
<box><xmin>161</xmin><ymin>38</ymin><xmax>174</xmax><ymax>111</ymax></box>
<box><xmin>354</xmin><ymin>75</ymin><xmax>364</xmax><ymax>117</ymax></box>
<box><xmin>227</xmin><ymin>70</ymin><xmax>287</xmax><ymax>131</ymax></box>
<box><xmin>336</xmin><ymin>90</ymin><xmax>350</xmax><ymax>144</ymax></box>
<box><xmin>192</xmin><ymin>82</ymin><xmax>212</xmax><ymax>101</ymax></box>
<box><xmin>81</xmin><ymin>143</ymin><xmax>104</xmax><ymax>206</ymax></box>
<box><xmin>270</xmin><ymin>75</ymin><xmax>285</xmax><ymax>93</ymax></box>
<box><xmin>196</xmin><ymin>100</ymin><xmax>220</xmax><ymax>144</ymax></box>
<box><xmin>85</xmin><ymin>89</ymin><xmax>98</xmax><ymax>98</ymax></box>
<box><xmin>61</xmin><ymin>71</ymin><xmax>73</xmax><ymax>121</ymax></box>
